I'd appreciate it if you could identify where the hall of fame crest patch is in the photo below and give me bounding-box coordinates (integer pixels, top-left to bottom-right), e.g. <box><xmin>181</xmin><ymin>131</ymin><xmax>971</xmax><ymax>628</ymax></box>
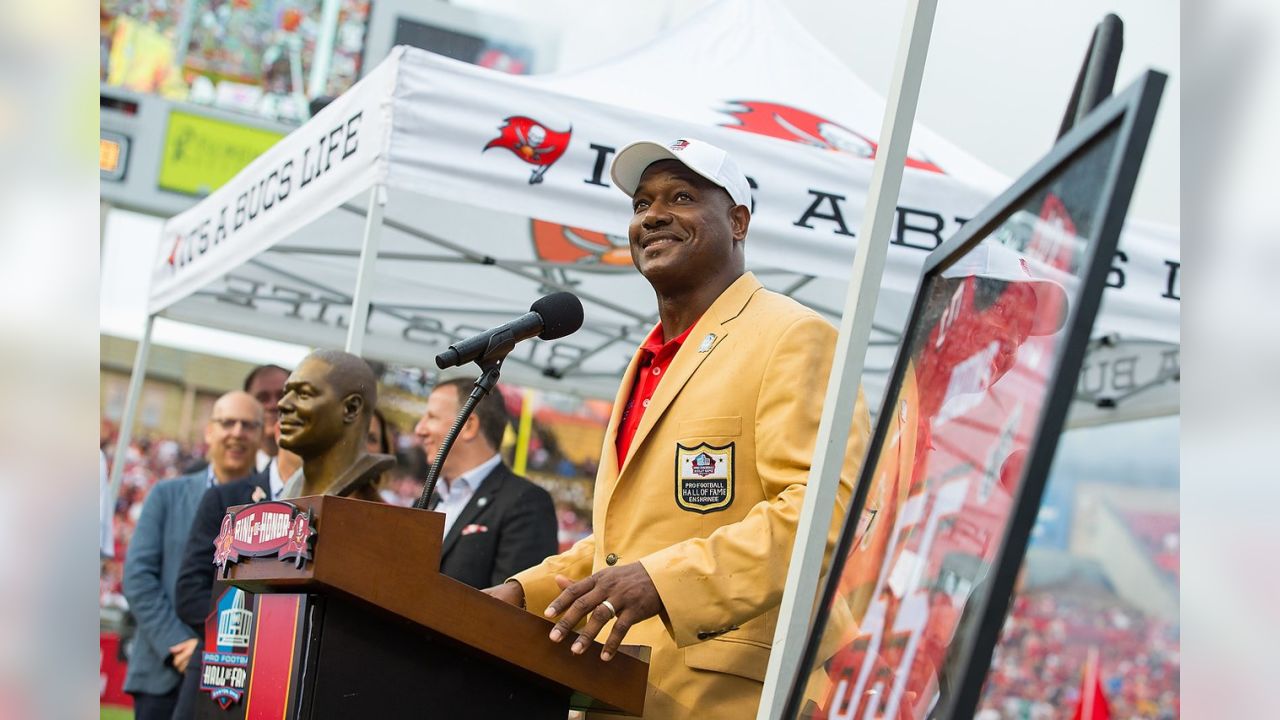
<box><xmin>675</xmin><ymin>442</ymin><xmax>735</xmax><ymax>513</ymax></box>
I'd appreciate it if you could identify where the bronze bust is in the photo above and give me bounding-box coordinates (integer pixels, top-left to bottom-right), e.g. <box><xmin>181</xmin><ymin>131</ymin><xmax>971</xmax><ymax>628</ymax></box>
<box><xmin>277</xmin><ymin>349</ymin><xmax>393</xmax><ymax>501</ymax></box>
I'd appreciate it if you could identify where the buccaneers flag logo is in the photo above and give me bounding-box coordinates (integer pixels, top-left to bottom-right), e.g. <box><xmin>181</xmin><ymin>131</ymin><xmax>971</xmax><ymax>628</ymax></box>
<box><xmin>279</xmin><ymin>511</ymin><xmax>316</xmax><ymax>569</ymax></box>
<box><xmin>484</xmin><ymin>116</ymin><xmax>572</xmax><ymax>184</ymax></box>
<box><xmin>213</xmin><ymin>514</ymin><xmax>237</xmax><ymax>576</ymax></box>
<box><xmin>720</xmin><ymin>100</ymin><xmax>944</xmax><ymax>174</ymax></box>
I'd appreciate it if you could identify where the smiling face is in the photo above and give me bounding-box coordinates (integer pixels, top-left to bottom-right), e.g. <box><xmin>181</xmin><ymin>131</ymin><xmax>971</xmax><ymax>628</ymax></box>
<box><xmin>627</xmin><ymin>160</ymin><xmax>748</xmax><ymax>293</ymax></box>
<box><xmin>205</xmin><ymin>391</ymin><xmax>264</xmax><ymax>483</ymax></box>
<box><xmin>414</xmin><ymin>383</ymin><xmax>463</xmax><ymax>476</ymax></box>
<box><xmin>277</xmin><ymin>358</ymin><xmax>355</xmax><ymax>458</ymax></box>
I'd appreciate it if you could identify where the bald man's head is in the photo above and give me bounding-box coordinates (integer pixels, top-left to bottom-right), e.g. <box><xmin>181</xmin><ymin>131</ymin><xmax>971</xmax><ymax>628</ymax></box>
<box><xmin>205</xmin><ymin>390</ymin><xmax>264</xmax><ymax>482</ymax></box>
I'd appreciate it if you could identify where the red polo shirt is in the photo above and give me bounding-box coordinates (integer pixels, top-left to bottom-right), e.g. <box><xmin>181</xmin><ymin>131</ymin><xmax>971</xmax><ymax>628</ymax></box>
<box><xmin>615</xmin><ymin>320</ymin><xmax>699</xmax><ymax>464</ymax></box>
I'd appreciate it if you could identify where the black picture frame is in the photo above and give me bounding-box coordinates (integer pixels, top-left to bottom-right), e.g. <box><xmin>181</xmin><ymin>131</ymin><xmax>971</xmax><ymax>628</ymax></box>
<box><xmin>781</xmin><ymin>69</ymin><xmax>1165</xmax><ymax>719</ymax></box>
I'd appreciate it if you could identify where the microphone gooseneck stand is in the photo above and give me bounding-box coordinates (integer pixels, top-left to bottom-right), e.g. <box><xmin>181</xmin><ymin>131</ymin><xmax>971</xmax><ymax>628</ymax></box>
<box><xmin>413</xmin><ymin>357</ymin><xmax>504</xmax><ymax>510</ymax></box>
<box><xmin>413</xmin><ymin>292</ymin><xmax>582</xmax><ymax>509</ymax></box>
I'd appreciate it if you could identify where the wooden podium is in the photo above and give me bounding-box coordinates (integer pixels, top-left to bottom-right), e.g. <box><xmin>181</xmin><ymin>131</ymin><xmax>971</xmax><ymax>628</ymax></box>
<box><xmin>200</xmin><ymin>496</ymin><xmax>647</xmax><ymax>719</ymax></box>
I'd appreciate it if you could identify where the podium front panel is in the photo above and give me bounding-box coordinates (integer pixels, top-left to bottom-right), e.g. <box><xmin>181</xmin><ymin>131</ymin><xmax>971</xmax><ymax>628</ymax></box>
<box><xmin>196</xmin><ymin>590</ymin><xmax>308</xmax><ymax>720</ymax></box>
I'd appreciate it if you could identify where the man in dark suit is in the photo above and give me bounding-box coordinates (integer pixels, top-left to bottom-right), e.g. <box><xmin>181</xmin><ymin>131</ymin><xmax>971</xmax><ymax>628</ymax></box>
<box><xmin>170</xmin><ymin>424</ymin><xmax>303</xmax><ymax>719</ymax></box>
<box><xmin>414</xmin><ymin>378</ymin><xmax>558</xmax><ymax>589</ymax></box>
<box><xmin>122</xmin><ymin>391</ymin><xmax>263</xmax><ymax>720</ymax></box>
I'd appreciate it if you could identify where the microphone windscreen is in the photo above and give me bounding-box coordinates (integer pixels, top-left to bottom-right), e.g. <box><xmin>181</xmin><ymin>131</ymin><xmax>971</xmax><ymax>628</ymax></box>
<box><xmin>531</xmin><ymin>292</ymin><xmax>584</xmax><ymax>341</ymax></box>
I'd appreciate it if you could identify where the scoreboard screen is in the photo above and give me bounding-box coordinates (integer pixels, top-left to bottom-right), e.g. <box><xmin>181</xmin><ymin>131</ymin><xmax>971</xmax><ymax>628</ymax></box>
<box><xmin>100</xmin><ymin>131</ymin><xmax>130</xmax><ymax>182</ymax></box>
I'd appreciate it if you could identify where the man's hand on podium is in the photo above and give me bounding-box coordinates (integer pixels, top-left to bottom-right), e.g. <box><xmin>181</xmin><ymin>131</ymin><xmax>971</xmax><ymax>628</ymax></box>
<box><xmin>544</xmin><ymin>563</ymin><xmax>663</xmax><ymax>663</ymax></box>
<box><xmin>482</xmin><ymin>579</ymin><xmax>526</xmax><ymax>609</ymax></box>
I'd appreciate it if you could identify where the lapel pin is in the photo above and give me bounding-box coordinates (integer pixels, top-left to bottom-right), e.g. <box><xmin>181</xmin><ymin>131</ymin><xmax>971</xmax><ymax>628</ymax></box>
<box><xmin>477</xmin><ymin>496</ymin><xmax>489</xmax><ymax>508</ymax></box>
<box><xmin>698</xmin><ymin>333</ymin><xmax>716</xmax><ymax>353</ymax></box>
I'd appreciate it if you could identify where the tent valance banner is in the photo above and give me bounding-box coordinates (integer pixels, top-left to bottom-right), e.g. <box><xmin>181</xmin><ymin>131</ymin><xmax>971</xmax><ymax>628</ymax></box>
<box><xmin>152</xmin><ymin>0</ymin><xmax>1178</xmax><ymax>424</ymax></box>
<box><xmin>152</xmin><ymin>54</ymin><xmax>399</xmax><ymax>313</ymax></box>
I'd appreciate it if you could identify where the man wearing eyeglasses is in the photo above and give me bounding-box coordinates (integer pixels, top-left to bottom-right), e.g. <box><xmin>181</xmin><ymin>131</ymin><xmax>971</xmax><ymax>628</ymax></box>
<box><xmin>122</xmin><ymin>391</ymin><xmax>264</xmax><ymax>720</ymax></box>
<box><xmin>182</xmin><ymin>364</ymin><xmax>288</xmax><ymax>475</ymax></box>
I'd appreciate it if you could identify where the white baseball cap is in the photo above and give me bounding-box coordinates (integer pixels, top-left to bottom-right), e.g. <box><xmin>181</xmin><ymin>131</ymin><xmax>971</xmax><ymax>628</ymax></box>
<box><xmin>610</xmin><ymin>138</ymin><xmax>752</xmax><ymax>209</ymax></box>
<box><xmin>941</xmin><ymin>242</ymin><xmax>1072</xmax><ymax>336</ymax></box>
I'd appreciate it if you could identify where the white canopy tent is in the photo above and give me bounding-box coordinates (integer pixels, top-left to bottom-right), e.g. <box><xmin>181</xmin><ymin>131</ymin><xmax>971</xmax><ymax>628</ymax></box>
<box><xmin>111</xmin><ymin>0</ymin><xmax>1178</xmax><ymax>712</ymax></box>
<box><xmin>141</xmin><ymin>0</ymin><xmax>1178</xmax><ymax>417</ymax></box>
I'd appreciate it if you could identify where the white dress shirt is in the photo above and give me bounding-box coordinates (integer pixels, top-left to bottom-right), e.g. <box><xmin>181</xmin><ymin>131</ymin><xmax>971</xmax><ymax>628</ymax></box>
<box><xmin>267</xmin><ymin>459</ymin><xmax>286</xmax><ymax>499</ymax></box>
<box><xmin>433</xmin><ymin>454</ymin><xmax>502</xmax><ymax>537</ymax></box>
<box><xmin>278</xmin><ymin>466</ymin><xmax>307</xmax><ymax>500</ymax></box>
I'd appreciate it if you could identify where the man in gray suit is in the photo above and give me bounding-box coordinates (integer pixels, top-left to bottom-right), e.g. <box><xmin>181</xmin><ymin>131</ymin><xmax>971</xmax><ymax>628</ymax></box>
<box><xmin>122</xmin><ymin>391</ymin><xmax>264</xmax><ymax>719</ymax></box>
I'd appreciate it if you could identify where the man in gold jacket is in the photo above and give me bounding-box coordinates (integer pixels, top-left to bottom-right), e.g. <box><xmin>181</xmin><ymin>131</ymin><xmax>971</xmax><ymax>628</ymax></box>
<box><xmin>487</xmin><ymin>137</ymin><xmax>870</xmax><ymax>718</ymax></box>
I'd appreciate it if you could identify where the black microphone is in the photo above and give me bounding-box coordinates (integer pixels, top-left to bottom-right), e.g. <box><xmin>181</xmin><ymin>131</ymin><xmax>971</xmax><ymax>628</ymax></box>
<box><xmin>435</xmin><ymin>292</ymin><xmax>584</xmax><ymax>369</ymax></box>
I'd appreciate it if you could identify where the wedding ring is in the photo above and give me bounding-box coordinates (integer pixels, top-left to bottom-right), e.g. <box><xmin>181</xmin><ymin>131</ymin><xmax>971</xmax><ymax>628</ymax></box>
<box><xmin>600</xmin><ymin>599</ymin><xmax>617</xmax><ymax>617</ymax></box>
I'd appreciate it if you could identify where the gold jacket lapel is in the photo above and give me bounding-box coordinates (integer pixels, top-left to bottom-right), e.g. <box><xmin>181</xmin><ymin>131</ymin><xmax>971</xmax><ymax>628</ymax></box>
<box><xmin>618</xmin><ymin>273</ymin><xmax>764</xmax><ymax>472</ymax></box>
<box><xmin>597</xmin><ymin>348</ymin><xmax>642</xmax><ymax>505</ymax></box>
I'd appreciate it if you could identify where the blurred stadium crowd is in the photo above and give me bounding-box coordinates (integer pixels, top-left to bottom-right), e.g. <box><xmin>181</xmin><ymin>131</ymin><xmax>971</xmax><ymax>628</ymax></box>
<box><xmin>101</xmin><ymin>412</ymin><xmax>1178</xmax><ymax>720</ymax></box>
<box><xmin>977</xmin><ymin>592</ymin><xmax>1179</xmax><ymax>719</ymax></box>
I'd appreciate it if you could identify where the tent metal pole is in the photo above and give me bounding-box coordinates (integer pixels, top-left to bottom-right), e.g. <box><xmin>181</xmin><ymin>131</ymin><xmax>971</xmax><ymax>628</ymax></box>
<box><xmin>107</xmin><ymin>313</ymin><xmax>155</xmax><ymax>512</ymax></box>
<box><xmin>308</xmin><ymin>0</ymin><xmax>342</xmax><ymax>102</ymax></box>
<box><xmin>756</xmin><ymin>0</ymin><xmax>940</xmax><ymax>717</ymax></box>
<box><xmin>345</xmin><ymin>184</ymin><xmax>386</xmax><ymax>355</ymax></box>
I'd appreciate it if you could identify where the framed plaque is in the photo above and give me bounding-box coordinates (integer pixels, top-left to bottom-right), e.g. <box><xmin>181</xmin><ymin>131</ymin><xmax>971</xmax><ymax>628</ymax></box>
<box><xmin>783</xmin><ymin>71</ymin><xmax>1165</xmax><ymax>719</ymax></box>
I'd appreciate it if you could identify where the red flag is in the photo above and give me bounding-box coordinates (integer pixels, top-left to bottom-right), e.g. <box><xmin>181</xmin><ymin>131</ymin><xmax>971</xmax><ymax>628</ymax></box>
<box><xmin>483</xmin><ymin>116</ymin><xmax>572</xmax><ymax>184</ymax></box>
<box><xmin>1071</xmin><ymin>647</ymin><xmax>1112</xmax><ymax>720</ymax></box>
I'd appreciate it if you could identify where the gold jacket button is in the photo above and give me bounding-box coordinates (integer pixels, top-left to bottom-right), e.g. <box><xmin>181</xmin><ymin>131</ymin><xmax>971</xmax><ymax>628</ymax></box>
<box><xmin>605</xmin><ymin>553</ymin><xmax>619</xmax><ymax>566</ymax></box>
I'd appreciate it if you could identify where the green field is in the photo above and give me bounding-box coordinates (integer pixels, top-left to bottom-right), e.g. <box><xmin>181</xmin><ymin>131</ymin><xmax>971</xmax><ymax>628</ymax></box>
<box><xmin>101</xmin><ymin>706</ymin><xmax>132</xmax><ymax>720</ymax></box>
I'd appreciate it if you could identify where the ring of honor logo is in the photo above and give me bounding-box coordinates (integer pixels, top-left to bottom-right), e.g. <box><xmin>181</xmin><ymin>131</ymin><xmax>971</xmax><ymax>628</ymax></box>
<box><xmin>213</xmin><ymin>501</ymin><xmax>317</xmax><ymax>577</ymax></box>
<box><xmin>484</xmin><ymin>116</ymin><xmax>572</xmax><ymax>184</ymax></box>
<box><xmin>675</xmin><ymin>443</ymin><xmax>735</xmax><ymax>513</ymax></box>
<box><xmin>200</xmin><ymin>587</ymin><xmax>255</xmax><ymax>709</ymax></box>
